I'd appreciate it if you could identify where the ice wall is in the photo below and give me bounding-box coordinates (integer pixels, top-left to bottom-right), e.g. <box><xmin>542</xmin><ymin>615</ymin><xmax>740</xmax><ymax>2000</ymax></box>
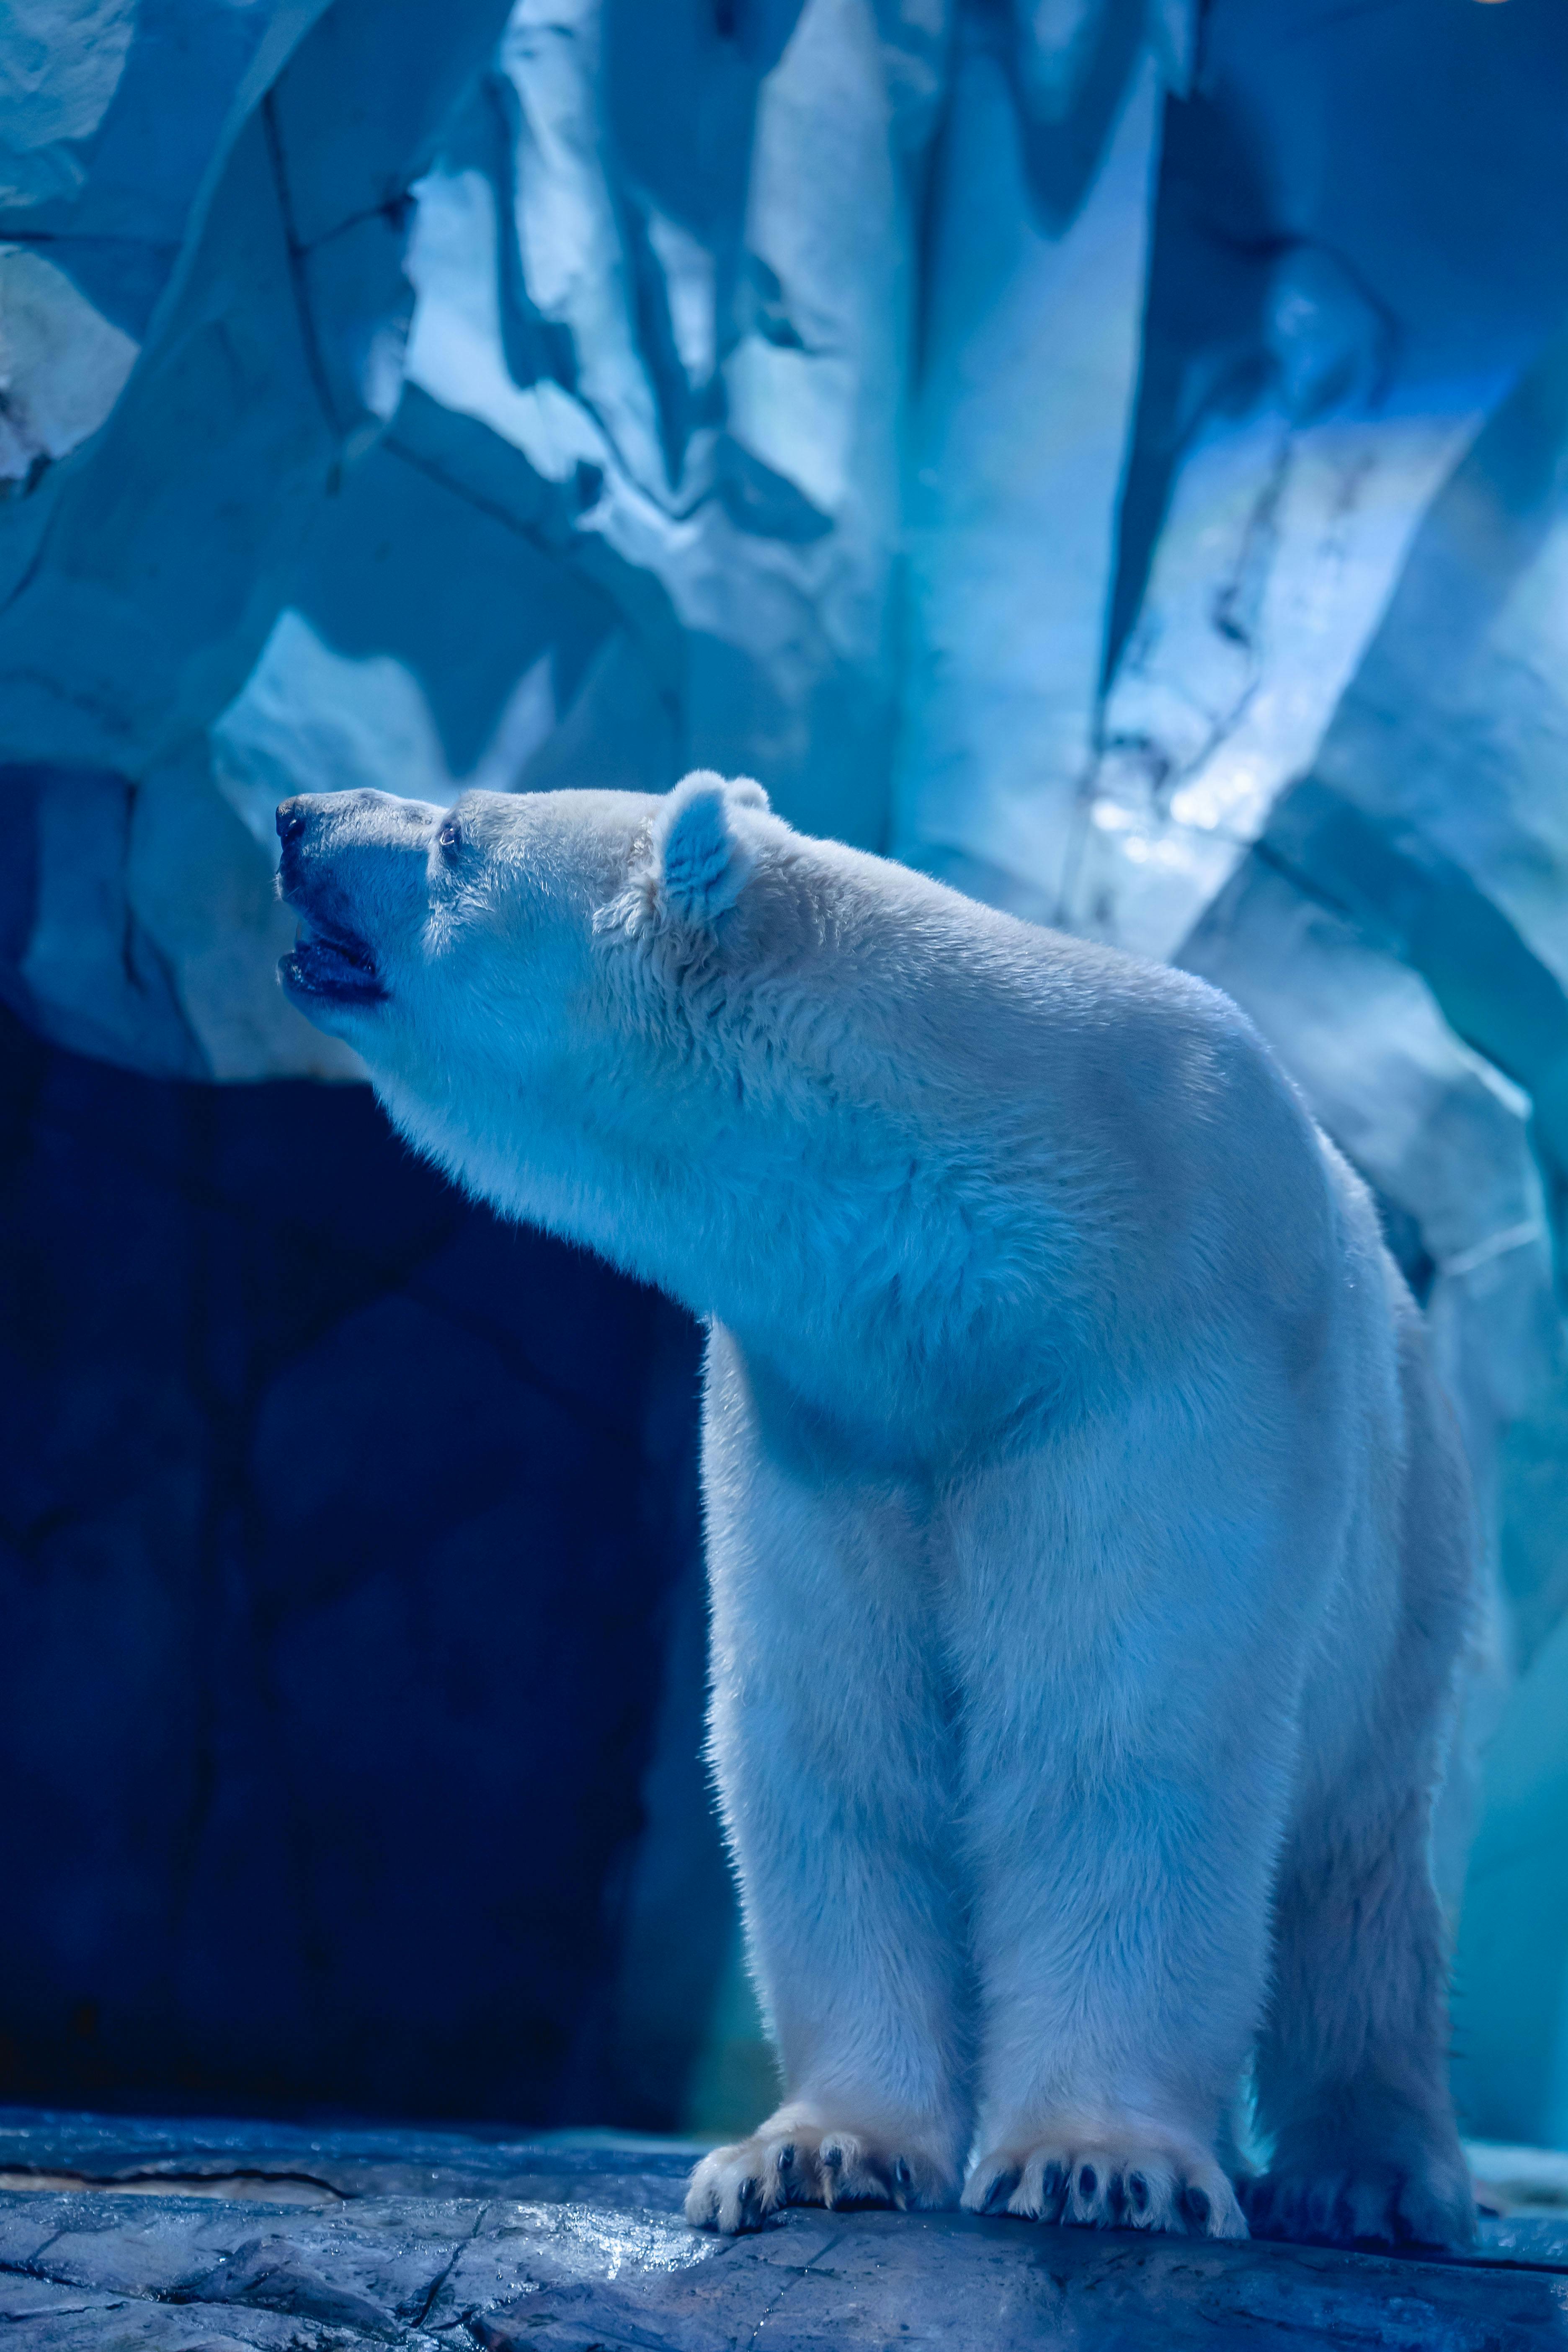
<box><xmin>5</xmin><ymin>0</ymin><xmax>1568</xmax><ymax>2137</ymax></box>
<box><xmin>0</xmin><ymin>0</ymin><xmax>518</xmax><ymax>1075</ymax></box>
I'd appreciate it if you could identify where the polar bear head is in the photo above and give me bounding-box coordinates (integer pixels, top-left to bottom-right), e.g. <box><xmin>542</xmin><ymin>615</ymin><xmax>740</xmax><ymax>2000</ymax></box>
<box><xmin>277</xmin><ymin>766</ymin><xmax>776</xmax><ymax>1032</ymax></box>
<box><xmin>277</xmin><ymin>766</ymin><xmax>777</xmax><ymax>1049</ymax></box>
<box><xmin>274</xmin><ymin>770</ymin><xmax>872</xmax><ymax>1302</ymax></box>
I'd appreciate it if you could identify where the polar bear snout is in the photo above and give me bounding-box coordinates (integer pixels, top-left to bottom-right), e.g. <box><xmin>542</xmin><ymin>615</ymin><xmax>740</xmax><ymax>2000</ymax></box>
<box><xmin>275</xmin><ymin>790</ymin><xmax>438</xmax><ymax>1020</ymax></box>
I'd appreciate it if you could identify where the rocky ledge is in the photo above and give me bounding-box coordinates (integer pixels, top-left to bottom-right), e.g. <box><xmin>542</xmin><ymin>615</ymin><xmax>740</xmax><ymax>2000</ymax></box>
<box><xmin>1</xmin><ymin>2110</ymin><xmax>1566</xmax><ymax>2350</ymax></box>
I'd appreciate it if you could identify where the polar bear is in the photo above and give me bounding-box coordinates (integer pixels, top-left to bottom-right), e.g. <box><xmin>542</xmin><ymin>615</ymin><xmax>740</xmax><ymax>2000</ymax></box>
<box><xmin>276</xmin><ymin>771</ymin><xmax>1477</xmax><ymax>2249</ymax></box>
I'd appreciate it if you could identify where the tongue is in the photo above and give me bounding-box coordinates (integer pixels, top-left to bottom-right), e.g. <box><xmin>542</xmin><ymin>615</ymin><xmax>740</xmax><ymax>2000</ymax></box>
<box><xmin>285</xmin><ymin>926</ymin><xmax>382</xmax><ymax>1000</ymax></box>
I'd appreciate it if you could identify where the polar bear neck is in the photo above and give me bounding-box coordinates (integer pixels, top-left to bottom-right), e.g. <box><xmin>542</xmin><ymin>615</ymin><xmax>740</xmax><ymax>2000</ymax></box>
<box><xmin>367</xmin><ymin>839</ymin><xmax>1325</xmax><ymax>1447</ymax></box>
<box><xmin>369</xmin><ymin>903</ymin><xmax>1145</xmax><ymax>1440</ymax></box>
<box><xmin>375</xmin><ymin>1018</ymin><xmax>1081</xmax><ymax>1439</ymax></box>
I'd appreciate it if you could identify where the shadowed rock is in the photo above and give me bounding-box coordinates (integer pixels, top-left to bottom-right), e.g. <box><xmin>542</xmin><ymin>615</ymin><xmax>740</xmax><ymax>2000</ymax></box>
<box><xmin>1</xmin><ymin>2112</ymin><xmax>1566</xmax><ymax>2349</ymax></box>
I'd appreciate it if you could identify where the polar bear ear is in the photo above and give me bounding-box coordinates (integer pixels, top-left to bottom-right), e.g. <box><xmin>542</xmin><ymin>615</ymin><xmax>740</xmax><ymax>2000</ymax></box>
<box><xmin>652</xmin><ymin>771</ymin><xmax>769</xmax><ymax>926</ymax></box>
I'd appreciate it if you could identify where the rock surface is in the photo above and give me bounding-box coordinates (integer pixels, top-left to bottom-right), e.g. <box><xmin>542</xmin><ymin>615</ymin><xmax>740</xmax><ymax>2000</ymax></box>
<box><xmin>3</xmin><ymin>2111</ymin><xmax>1568</xmax><ymax>2351</ymax></box>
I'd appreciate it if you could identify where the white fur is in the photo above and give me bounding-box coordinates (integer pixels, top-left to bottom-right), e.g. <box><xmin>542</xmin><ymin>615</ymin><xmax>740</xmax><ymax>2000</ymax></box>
<box><xmin>278</xmin><ymin>776</ymin><xmax>1478</xmax><ymax>2249</ymax></box>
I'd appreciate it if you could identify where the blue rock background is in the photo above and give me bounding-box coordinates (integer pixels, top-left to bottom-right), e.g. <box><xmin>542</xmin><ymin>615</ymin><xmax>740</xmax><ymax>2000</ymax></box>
<box><xmin>0</xmin><ymin>993</ymin><xmax>731</xmax><ymax>2125</ymax></box>
<box><xmin>3</xmin><ymin>0</ymin><xmax>1568</xmax><ymax>2144</ymax></box>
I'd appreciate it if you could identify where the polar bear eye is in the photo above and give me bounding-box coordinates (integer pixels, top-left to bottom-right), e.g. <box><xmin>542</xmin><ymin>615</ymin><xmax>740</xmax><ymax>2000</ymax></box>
<box><xmin>437</xmin><ymin>820</ymin><xmax>462</xmax><ymax>856</ymax></box>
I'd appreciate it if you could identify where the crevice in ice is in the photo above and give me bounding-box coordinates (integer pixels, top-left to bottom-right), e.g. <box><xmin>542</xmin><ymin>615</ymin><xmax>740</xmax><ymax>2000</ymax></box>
<box><xmin>295</xmin><ymin>191</ymin><xmax>419</xmax><ymax>259</ymax></box>
<box><xmin>616</xmin><ymin>189</ymin><xmax>701</xmax><ymax>490</ymax></box>
<box><xmin>1004</xmin><ymin>0</ymin><xmax>1149</xmax><ymax>232</ymax></box>
<box><xmin>382</xmin><ymin>433</ymin><xmax>556</xmax><ymax>550</ymax></box>
<box><xmin>0</xmin><ymin>2167</ymin><xmax>344</xmax><ymax>2205</ymax></box>
<box><xmin>0</xmin><ymin>230</ymin><xmax>174</xmax><ymax>250</ymax></box>
<box><xmin>413</xmin><ymin>2200</ymin><xmax>492</xmax><ymax>2329</ymax></box>
<box><xmin>259</xmin><ymin>93</ymin><xmax>339</xmax><ymax>441</ymax></box>
<box><xmin>478</xmin><ymin>69</ymin><xmax>580</xmax><ymax>401</ymax></box>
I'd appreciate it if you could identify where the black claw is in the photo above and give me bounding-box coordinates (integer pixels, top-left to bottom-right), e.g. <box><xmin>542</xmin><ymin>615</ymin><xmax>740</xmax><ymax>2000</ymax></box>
<box><xmin>776</xmin><ymin>2144</ymin><xmax>794</xmax><ymax>2175</ymax></box>
<box><xmin>894</xmin><ymin>2156</ymin><xmax>914</xmax><ymax>2192</ymax></box>
<box><xmin>821</xmin><ymin>2142</ymin><xmax>843</xmax><ymax>2172</ymax></box>
<box><xmin>1077</xmin><ymin>2165</ymin><xmax>1098</xmax><ymax>2201</ymax></box>
<box><xmin>1184</xmin><ymin>2185</ymin><xmax>1211</xmax><ymax>2229</ymax></box>
<box><xmin>1128</xmin><ymin>2171</ymin><xmax>1149</xmax><ymax>2213</ymax></box>
<box><xmin>983</xmin><ymin>2166</ymin><xmax>1019</xmax><ymax>2214</ymax></box>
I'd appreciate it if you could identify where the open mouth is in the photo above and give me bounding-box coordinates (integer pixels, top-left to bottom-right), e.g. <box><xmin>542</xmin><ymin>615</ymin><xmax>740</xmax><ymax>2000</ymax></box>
<box><xmin>279</xmin><ymin>913</ymin><xmax>384</xmax><ymax>1006</ymax></box>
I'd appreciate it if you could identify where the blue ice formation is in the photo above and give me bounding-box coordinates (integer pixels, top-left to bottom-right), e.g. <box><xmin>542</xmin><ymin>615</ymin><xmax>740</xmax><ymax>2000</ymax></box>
<box><xmin>4</xmin><ymin>0</ymin><xmax>1568</xmax><ymax>2138</ymax></box>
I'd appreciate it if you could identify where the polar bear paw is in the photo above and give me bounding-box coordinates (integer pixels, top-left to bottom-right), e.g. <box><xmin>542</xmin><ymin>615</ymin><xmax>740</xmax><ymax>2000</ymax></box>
<box><xmin>1243</xmin><ymin>2151</ymin><xmax>1475</xmax><ymax>2249</ymax></box>
<box><xmin>963</xmin><ymin>2130</ymin><xmax>1246</xmax><ymax>2238</ymax></box>
<box><xmin>685</xmin><ymin>2120</ymin><xmax>958</xmax><ymax>2234</ymax></box>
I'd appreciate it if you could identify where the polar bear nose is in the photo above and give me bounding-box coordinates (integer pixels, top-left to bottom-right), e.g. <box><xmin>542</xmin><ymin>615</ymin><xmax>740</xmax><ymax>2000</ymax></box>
<box><xmin>276</xmin><ymin>801</ymin><xmax>309</xmax><ymax>844</ymax></box>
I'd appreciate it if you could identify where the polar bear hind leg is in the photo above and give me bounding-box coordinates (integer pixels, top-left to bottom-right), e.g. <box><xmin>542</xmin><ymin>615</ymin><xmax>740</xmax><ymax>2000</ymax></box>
<box><xmin>1248</xmin><ymin>1312</ymin><xmax>1477</xmax><ymax>2250</ymax></box>
<box><xmin>1246</xmin><ymin>1808</ymin><xmax>1475</xmax><ymax>2249</ymax></box>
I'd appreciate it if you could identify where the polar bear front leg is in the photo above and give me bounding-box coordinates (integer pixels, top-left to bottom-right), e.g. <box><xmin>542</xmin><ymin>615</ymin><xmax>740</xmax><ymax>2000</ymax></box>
<box><xmin>686</xmin><ymin>2112</ymin><xmax>957</xmax><ymax>2233</ymax></box>
<box><xmin>958</xmin><ymin>1804</ymin><xmax>1264</xmax><ymax>2239</ymax></box>
<box><xmin>950</xmin><ymin>1417</ymin><xmax>1313</xmax><ymax>2241</ymax></box>
<box><xmin>686</xmin><ymin>1333</ymin><xmax>970</xmax><ymax>2233</ymax></box>
<box><xmin>963</xmin><ymin>2121</ymin><xmax>1243</xmax><ymax>2236</ymax></box>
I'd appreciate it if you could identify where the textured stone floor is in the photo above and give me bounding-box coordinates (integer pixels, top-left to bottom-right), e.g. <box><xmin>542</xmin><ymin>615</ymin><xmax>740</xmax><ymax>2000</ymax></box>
<box><xmin>2</xmin><ymin>2111</ymin><xmax>1566</xmax><ymax>2349</ymax></box>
